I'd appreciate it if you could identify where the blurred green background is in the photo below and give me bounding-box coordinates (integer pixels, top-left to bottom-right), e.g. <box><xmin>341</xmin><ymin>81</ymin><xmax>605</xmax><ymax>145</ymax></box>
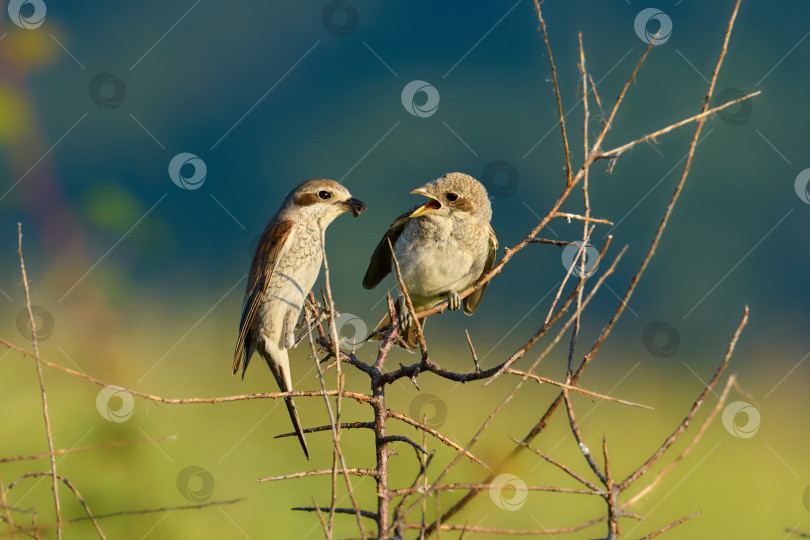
<box><xmin>2</xmin><ymin>0</ymin><xmax>809</xmax><ymax>538</ymax></box>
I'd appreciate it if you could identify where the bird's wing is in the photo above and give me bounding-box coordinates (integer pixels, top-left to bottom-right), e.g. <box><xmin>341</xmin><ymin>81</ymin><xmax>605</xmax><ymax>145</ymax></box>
<box><xmin>232</xmin><ymin>219</ymin><xmax>295</xmax><ymax>375</ymax></box>
<box><xmin>463</xmin><ymin>224</ymin><xmax>498</xmax><ymax>315</ymax></box>
<box><xmin>362</xmin><ymin>206</ymin><xmax>419</xmax><ymax>289</ymax></box>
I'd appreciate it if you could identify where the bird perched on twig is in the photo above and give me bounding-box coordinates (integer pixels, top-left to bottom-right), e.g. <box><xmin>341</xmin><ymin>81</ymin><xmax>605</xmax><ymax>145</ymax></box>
<box><xmin>363</xmin><ymin>172</ymin><xmax>497</xmax><ymax>349</ymax></box>
<box><xmin>233</xmin><ymin>179</ymin><xmax>366</xmax><ymax>459</ymax></box>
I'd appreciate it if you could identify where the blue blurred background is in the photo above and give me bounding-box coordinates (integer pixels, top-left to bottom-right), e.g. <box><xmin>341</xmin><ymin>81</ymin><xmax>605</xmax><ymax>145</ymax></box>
<box><xmin>2</xmin><ymin>1</ymin><xmax>809</xmax><ymax>538</ymax></box>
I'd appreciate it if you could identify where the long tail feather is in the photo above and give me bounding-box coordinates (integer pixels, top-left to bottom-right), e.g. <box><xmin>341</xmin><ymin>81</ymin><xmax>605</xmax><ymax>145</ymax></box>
<box><xmin>262</xmin><ymin>345</ymin><xmax>310</xmax><ymax>459</ymax></box>
<box><xmin>284</xmin><ymin>396</ymin><xmax>310</xmax><ymax>459</ymax></box>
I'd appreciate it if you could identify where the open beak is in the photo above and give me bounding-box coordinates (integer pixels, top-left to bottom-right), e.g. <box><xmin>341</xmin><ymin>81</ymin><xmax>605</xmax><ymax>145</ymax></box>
<box><xmin>408</xmin><ymin>187</ymin><xmax>442</xmax><ymax>218</ymax></box>
<box><xmin>342</xmin><ymin>197</ymin><xmax>366</xmax><ymax>217</ymax></box>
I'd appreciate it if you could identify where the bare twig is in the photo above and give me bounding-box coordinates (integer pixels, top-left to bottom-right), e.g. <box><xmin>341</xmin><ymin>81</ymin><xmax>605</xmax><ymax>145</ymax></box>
<box><xmin>464</xmin><ymin>330</ymin><xmax>480</xmax><ymax>374</ymax></box>
<box><xmin>504</xmin><ymin>368</ymin><xmax>651</xmax><ymax>409</ymax></box>
<box><xmin>314</xmin><ymin>229</ymin><xmax>367</xmax><ymax>539</ymax></box>
<box><xmin>637</xmin><ymin>512</ymin><xmax>702</xmax><ymax>539</ymax></box>
<box><xmin>618</xmin><ymin>307</ymin><xmax>749</xmax><ymax>491</ymax></box>
<box><xmin>2</xmin><ymin>499</ymin><xmax>244</xmax><ymax>536</ymax></box>
<box><xmin>17</xmin><ymin>224</ymin><xmax>61</xmax><ymax>538</ymax></box>
<box><xmin>602</xmin><ymin>91</ymin><xmax>760</xmax><ymax>159</ymax></box>
<box><xmin>623</xmin><ymin>375</ymin><xmax>738</xmax><ymax>507</ymax></box>
<box><xmin>388</xmin><ymin>238</ymin><xmax>428</xmax><ymax>358</ymax></box>
<box><xmin>534</xmin><ymin>0</ymin><xmax>572</xmax><ymax>185</ymax></box>
<box><xmin>0</xmin><ymin>436</ymin><xmax>177</xmax><ymax>464</ymax></box>
<box><xmin>386</xmin><ymin>410</ymin><xmax>487</xmax><ymax>468</ymax></box>
<box><xmin>259</xmin><ymin>469</ymin><xmax>378</xmax><ymax>482</ymax></box>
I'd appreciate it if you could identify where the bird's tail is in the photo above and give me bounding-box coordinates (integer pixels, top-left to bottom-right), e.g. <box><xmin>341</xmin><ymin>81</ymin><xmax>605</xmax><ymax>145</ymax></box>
<box><xmin>263</xmin><ymin>345</ymin><xmax>310</xmax><ymax>459</ymax></box>
<box><xmin>367</xmin><ymin>298</ymin><xmax>425</xmax><ymax>350</ymax></box>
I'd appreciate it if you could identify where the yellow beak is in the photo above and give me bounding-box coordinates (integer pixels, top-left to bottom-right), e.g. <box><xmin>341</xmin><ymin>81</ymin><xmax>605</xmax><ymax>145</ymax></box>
<box><xmin>408</xmin><ymin>187</ymin><xmax>442</xmax><ymax>218</ymax></box>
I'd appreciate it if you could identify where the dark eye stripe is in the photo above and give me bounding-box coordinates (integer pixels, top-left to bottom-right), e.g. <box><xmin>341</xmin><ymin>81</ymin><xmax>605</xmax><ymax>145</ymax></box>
<box><xmin>295</xmin><ymin>193</ymin><xmax>321</xmax><ymax>206</ymax></box>
<box><xmin>455</xmin><ymin>198</ymin><xmax>474</xmax><ymax>213</ymax></box>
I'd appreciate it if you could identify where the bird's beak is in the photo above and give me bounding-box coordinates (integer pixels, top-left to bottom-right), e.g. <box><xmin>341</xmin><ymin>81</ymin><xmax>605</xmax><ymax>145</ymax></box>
<box><xmin>409</xmin><ymin>187</ymin><xmax>442</xmax><ymax>217</ymax></box>
<box><xmin>342</xmin><ymin>197</ymin><xmax>367</xmax><ymax>217</ymax></box>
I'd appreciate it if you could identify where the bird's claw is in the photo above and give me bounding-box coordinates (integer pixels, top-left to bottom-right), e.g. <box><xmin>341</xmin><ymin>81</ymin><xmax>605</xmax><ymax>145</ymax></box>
<box><xmin>446</xmin><ymin>290</ymin><xmax>461</xmax><ymax>311</ymax></box>
<box><xmin>397</xmin><ymin>302</ymin><xmax>413</xmax><ymax>328</ymax></box>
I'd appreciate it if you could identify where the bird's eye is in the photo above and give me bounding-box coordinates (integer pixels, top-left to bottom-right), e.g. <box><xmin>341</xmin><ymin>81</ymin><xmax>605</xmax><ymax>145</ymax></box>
<box><xmin>318</xmin><ymin>190</ymin><xmax>331</xmax><ymax>200</ymax></box>
<box><xmin>445</xmin><ymin>192</ymin><xmax>459</xmax><ymax>202</ymax></box>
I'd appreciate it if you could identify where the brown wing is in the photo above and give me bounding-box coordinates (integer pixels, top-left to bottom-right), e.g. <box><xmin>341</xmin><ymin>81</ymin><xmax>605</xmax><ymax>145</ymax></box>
<box><xmin>463</xmin><ymin>224</ymin><xmax>498</xmax><ymax>315</ymax></box>
<box><xmin>362</xmin><ymin>207</ymin><xmax>418</xmax><ymax>290</ymax></box>
<box><xmin>232</xmin><ymin>219</ymin><xmax>294</xmax><ymax>374</ymax></box>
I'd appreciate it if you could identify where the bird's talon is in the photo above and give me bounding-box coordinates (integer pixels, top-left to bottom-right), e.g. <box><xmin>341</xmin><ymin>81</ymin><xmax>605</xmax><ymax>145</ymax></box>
<box><xmin>447</xmin><ymin>290</ymin><xmax>461</xmax><ymax>311</ymax></box>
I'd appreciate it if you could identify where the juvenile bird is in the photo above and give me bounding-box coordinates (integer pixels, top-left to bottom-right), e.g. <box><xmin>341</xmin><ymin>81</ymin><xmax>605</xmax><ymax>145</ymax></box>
<box><xmin>233</xmin><ymin>179</ymin><xmax>366</xmax><ymax>459</ymax></box>
<box><xmin>363</xmin><ymin>172</ymin><xmax>497</xmax><ymax>349</ymax></box>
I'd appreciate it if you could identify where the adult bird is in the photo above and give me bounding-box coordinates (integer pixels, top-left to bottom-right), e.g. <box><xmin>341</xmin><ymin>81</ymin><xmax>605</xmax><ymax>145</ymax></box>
<box><xmin>363</xmin><ymin>172</ymin><xmax>497</xmax><ymax>349</ymax></box>
<box><xmin>233</xmin><ymin>179</ymin><xmax>366</xmax><ymax>459</ymax></box>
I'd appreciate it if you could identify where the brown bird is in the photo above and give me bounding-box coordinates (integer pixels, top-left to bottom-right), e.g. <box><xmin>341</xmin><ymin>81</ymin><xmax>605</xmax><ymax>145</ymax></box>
<box><xmin>363</xmin><ymin>172</ymin><xmax>497</xmax><ymax>348</ymax></box>
<box><xmin>233</xmin><ymin>179</ymin><xmax>366</xmax><ymax>458</ymax></box>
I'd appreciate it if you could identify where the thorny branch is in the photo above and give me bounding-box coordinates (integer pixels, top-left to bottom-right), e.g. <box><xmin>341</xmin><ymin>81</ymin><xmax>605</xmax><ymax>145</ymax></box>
<box><xmin>0</xmin><ymin>0</ymin><xmax>759</xmax><ymax>538</ymax></box>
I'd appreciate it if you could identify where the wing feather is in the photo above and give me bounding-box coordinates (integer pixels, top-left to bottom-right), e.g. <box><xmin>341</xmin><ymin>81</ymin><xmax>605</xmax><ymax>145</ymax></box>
<box><xmin>362</xmin><ymin>207</ymin><xmax>418</xmax><ymax>289</ymax></box>
<box><xmin>463</xmin><ymin>224</ymin><xmax>498</xmax><ymax>315</ymax></box>
<box><xmin>232</xmin><ymin>219</ymin><xmax>294</xmax><ymax>375</ymax></box>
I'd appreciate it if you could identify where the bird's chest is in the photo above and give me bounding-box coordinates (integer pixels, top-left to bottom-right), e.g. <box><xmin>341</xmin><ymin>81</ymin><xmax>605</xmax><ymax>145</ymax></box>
<box><xmin>394</xmin><ymin>216</ymin><xmax>485</xmax><ymax>300</ymax></box>
<box><xmin>256</xmin><ymin>227</ymin><xmax>322</xmax><ymax>333</ymax></box>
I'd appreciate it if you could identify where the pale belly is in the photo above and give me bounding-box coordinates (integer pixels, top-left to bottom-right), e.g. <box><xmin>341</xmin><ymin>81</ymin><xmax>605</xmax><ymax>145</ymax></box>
<box><xmin>253</xmin><ymin>240</ymin><xmax>322</xmax><ymax>345</ymax></box>
<box><xmin>394</xmin><ymin>216</ymin><xmax>487</xmax><ymax>307</ymax></box>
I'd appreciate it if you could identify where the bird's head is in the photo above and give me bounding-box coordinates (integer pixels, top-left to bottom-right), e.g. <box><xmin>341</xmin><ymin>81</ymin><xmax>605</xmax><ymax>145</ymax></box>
<box><xmin>287</xmin><ymin>178</ymin><xmax>366</xmax><ymax>225</ymax></box>
<box><xmin>408</xmin><ymin>172</ymin><xmax>492</xmax><ymax>223</ymax></box>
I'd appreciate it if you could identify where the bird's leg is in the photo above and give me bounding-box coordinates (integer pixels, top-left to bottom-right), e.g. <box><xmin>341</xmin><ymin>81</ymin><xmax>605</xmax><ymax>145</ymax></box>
<box><xmin>284</xmin><ymin>308</ymin><xmax>297</xmax><ymax>349</ymax></box>
<box><xmin>396</xmin><ymin>296</ymin><xmax>413</xmax><ymax>328</ymax></box>
<box><xmin>446</xmin><ymin>289</ymin><xmax>461</xmax><ymax>311</ymax></box>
